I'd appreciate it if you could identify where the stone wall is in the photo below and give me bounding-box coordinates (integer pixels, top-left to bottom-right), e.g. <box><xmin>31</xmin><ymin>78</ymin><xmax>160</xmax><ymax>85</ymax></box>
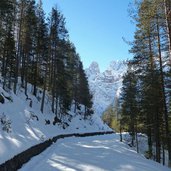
<box><xmin>0</xmin><ymin>131</ymin><xmax>114</xmax><ymax>171</ymax></box>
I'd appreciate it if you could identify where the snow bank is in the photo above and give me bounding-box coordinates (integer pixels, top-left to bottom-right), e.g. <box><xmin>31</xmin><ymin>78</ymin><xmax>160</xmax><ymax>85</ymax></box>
<box><xmin>0</xmin><ymin>84</ymin><xmax>110</xmax><ymax>164</ymax></box>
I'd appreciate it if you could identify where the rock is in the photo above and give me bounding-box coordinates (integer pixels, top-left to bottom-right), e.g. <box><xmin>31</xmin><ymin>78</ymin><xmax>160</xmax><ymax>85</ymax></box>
<box><xmin>85</xmin><ymin>60</ymin><xmax>127</xmax><ymax>116</ymax></box>
<box><xmin>0</xmin><ymin>94</ymin><xmax>5</xmax><ymax>104</ymax></box>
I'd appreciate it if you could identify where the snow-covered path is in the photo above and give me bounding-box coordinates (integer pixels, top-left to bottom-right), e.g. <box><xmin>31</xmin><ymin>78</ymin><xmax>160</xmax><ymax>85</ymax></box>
<box><xmin>20</xmin><ymin>134</ymin><xmax>171</xmax><ymax>171</ymax></box>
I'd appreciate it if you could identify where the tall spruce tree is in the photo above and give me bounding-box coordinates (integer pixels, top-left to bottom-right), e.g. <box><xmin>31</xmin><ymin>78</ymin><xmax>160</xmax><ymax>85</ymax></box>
<box><xmin>0</xmin><ymin>0</ymin><xmax>94</xmax><ymax>125</ymax></box>
<box><xmin>120</xmin><ymin>65</ymin><xmax>138</xmax><ymax>147</ymax></box>
<box><xmin>125</xmin><ymin>0</ymin><xmax>171</xmax><ymax>165</ymax></box>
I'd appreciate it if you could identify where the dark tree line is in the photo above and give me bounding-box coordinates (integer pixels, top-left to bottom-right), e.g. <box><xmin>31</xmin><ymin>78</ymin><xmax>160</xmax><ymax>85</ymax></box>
<box><xmin>0</xmin><ymin>0</ymin><xmax>93</xmax><ymax>120</ymax></box>
<box><xmin>120</xmin><ymin>0</ymin><xmax>171</xmax><ymax>167</ymax></box>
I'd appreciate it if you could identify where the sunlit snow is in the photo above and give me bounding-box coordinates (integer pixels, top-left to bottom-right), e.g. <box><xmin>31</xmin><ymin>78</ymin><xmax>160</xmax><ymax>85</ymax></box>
<box><xmin>21</xmin><ymin>134</ymin><xmax>171</xmax><ymax>171</ymax></box>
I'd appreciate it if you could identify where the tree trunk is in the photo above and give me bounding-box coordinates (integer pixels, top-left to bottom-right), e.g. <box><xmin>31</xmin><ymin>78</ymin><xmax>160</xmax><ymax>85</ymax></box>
<box><xmin>55</xmin><ymin>96</ymin><xmax>59</xmax><ymax>116</ymax></box>
<box><xmin>41</xmin><ymin>88</ymin><xmax>46</xmax><ymax>113</ymax></box>
<box><xmin>162</xmin><ymin>142</ymin><xmax>165</xmax><ymax>165</ymax></box>
<box><xmin>135</xmin><ymin>122</ymin><xmax>139</xmax><ymax>153</ymax></box>
<box><xmin>148</xmin><ymin>130</ymin><xmax>153</xmax><ymax>159</ymax></box>
<box><xmin>14</xmin><ymin>1</ymin><xmax>24</xmax><ymax>94</ymax></box>
<box><xmin>164</xmin><ymin>0</ymin><xmax>171</xmax><ymax>64</ymax></box>
<box><xmin>40</xmin><ymin>64</ymin><xmax>48</xmax><ymax>113</ymax></box>
<box><xmin>120</xmin><ymin>120</ymin><xmax>122</xmax><ymax>142</ymax></box>
<box><xmin>154</xmin><ymin>109</ymin><xmax>161</xmax><ymax>163</ymax></box>
<box><xmin>156</xmin><ymin>16</ymin><xmax>171</xmax><ymax>166</ymax></box>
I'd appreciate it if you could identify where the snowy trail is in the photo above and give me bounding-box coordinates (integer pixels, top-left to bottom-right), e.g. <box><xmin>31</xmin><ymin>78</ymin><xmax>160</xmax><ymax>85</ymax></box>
<box><xmin>20</xmin><ymin>134</ymin><xmax>171</xmax><ymax>171</ymax></box>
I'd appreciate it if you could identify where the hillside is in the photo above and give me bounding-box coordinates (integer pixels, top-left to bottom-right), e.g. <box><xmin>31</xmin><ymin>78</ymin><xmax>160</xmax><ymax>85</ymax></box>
<box><xmin>0</xmin><ymin>83</ymin><xmax>110</xmax><ymax>165</ymax></box>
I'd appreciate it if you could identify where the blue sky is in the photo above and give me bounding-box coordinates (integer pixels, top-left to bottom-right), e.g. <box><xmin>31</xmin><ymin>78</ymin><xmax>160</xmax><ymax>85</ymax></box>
<box><xmin>42</xmin><ymin>0</ymin><xmax>135</xmax><ymax>72</ymax></box>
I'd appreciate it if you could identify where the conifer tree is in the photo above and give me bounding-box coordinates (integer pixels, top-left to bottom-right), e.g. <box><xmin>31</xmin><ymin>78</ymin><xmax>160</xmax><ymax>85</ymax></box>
<box><xmin>126</xmin><ymin>0</ymin><xmax>171</xmax><ymax>165</ymax></box>
<box><xmin>120</xmin><ymin>65</ymin><xmax>138</xmax><ymax>147</ymax></box>
<box><xmin>0</xmin><ymin>0</ymin><xmax>94</xmax><ymax>123</ymax></box>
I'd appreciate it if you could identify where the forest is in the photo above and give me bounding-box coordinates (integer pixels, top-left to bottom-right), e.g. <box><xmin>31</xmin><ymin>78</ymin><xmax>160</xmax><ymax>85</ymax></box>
<box><xmin>0</xmin><ymin>0</ymin><xmax>93</xmax><ymax>120</ymax></box>
<box><xmin>119</xmin><ymin>0</ymin><xmax>171</xmax><ymax>167</ymax></box>
<box><xmin>1</xmin><ymin>0</ymin><xmax>171</xmax><ymax>170</ymax></box>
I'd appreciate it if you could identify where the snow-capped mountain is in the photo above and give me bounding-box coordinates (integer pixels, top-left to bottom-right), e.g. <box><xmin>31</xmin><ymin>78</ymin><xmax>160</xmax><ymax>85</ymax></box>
<box><xmin>86</xmin><ymin>60</ymin><xmax>127</xmax><ymax>116</ymax></box>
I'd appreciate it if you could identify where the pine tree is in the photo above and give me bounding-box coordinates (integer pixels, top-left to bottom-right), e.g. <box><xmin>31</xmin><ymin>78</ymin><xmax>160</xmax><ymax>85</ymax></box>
<box><xmin>120</xmin><ymin>65</ymin><xmax>138</xmax><ymax>147</ymax></box>
<box><xmin>20</xmin><ymin>0</ymin><xmax>37</xmax><ymax>96</ymax></box>
<box><xmin>127</xmin><ymin>0</ymin><xmax>171</xmax><ymax>165</ymax></box>
<box><xmin>48</xmin><ymin>6</ymin><xmax>68</xmax><ymax>115</ymax></box>
<box><xmin>77</xmin><ymin>61</ymin><xmax>93</xmax><ymax>118</ymax></box>
<box><xmin>0</xmin><ymin>0</ymin><xmax>94</xmax><ymax>126</ymax></box>
<box><xmin>164</xmin><ymin>0</ymin><xmax>171</xmax><ymax>64</ymax></box>
<box><xmin>0</xmin><ymin>0</ymin><xmax>16</xmax><ymax>91</ymax></box>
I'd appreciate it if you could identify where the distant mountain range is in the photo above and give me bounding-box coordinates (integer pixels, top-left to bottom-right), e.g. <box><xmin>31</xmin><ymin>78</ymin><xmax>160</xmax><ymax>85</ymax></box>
<box><xmin>85</xmin><ymin>60</ymin><xmax>127</xmax><ymax>116</ymax></box>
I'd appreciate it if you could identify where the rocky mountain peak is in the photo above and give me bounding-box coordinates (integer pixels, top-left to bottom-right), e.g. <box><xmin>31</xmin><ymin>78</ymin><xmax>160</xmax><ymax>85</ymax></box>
<box><xmin>87</xmin><ymin>61</ymin><xmax>100</xmax><ymax>75</ymax></box>
<box><xmin>86</xmin><ymin>60</ymin><xmax>127</xmax><ymax>116</ymax></box>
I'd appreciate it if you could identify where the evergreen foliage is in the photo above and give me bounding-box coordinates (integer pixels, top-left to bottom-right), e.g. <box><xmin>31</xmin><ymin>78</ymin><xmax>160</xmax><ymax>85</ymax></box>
<box><xmin>120</xmin><ymin>0</ymin><xmax>171</xmax><ymax>166</ymax></box>
<box><xmin>0</xmin><ymin>1</ymin><xmax>93</xmax><ymax>120</ymax></box>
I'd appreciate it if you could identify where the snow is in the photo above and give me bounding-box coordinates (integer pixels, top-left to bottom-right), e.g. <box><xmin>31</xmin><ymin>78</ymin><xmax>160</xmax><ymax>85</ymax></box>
<box><xmin>0</xmin><ymin>83</ymin><xmax>110</xmax><ymax>165</ymax></box>
<box><xmin>1</xmin><ymin>75</ymin><xmax>170</xmax><ymax>170</ymax></box>
<box><xmin>122</xmin><ymin>132</ymin><xmax>169</xmax><ymax>166</ymax></box>
<box><xmin>20</xmin><ymin>134</ymin><xmax>171</xmax><ymax>171</ymax></box>
<box><xmin>85</xmin><ymin>60</ymin><xmax>127</xmax><ymax>116</ymax></box>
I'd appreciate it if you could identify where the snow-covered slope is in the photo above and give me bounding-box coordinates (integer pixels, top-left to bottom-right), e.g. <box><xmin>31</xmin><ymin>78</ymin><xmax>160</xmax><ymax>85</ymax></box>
<box><xmin>86</xmin><ymin>60</ymin><xmax>127</xmax><ymax>115</ymax></box>
<box><xmin>0</xmin><ymin>83</ymin><xmax>110</xmax><ymax>164</ymax></box>
<box><xmin>20</xmin><ymin>134</ymin><xmax>171</xmax><ymax>171</ymax></box>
